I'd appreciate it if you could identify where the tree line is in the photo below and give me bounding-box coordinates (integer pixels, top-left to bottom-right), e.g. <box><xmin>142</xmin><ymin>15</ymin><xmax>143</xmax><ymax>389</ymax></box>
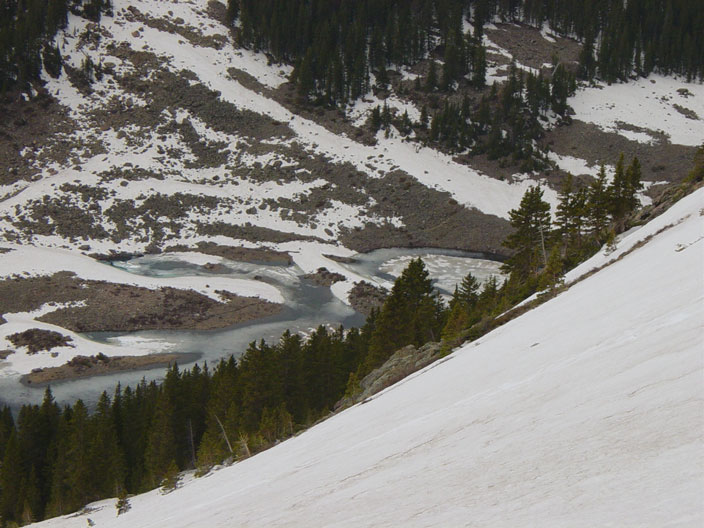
<box><xmin>3</xmin><ymin>1</ymin><xmax>701</xmax><ymax>96</ymax></box>
<box><xmin>229</xmin><ymin>0</ymin><xmax>703</xmax><ymax>102</ymax></box>
<box><xmin>0</xmin><ymin>256</ymin><xmax>447</xmax><ymax>525</ymax></box>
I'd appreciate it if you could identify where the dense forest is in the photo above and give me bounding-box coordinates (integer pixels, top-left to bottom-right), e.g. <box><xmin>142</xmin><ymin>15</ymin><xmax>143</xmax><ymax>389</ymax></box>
<box><xmin>0</xmin><ymin>0</ymin><xmax>111</xmax><ymax>93</ymax></box>
<box><xmin>6</xmin><ymin>145</ymin><xmax>700</xmax><ymax>526</ymax></box>
<box><xmin>229</xmin><ymin>0</ymin><xmax>701</xmax><ymax>166</ymax></box>
<box><xmin>2</xmin><ymin>0</ymin><xmax>702</xmax><ymax>96</ymax></box>
<box><xmin>231</xmin><ymin>0</ymin><xmax>704</xmax><ymax>101</ymax></box>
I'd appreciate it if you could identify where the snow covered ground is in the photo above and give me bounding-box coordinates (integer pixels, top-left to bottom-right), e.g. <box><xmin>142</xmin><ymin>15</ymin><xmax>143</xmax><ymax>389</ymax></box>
<box><xmin>569</xmin><ymin>74</ymin><xmax>704</xmax><ymax>146</ymax></box>
<box><xmin>33</xmin><ymin>188</ymin><xmax>704</xmax><ymax>527</ymax></box>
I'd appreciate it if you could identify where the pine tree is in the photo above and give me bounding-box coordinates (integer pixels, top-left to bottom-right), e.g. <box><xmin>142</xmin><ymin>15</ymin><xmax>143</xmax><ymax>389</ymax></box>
<box><xmin>587</xmin><ymin>165</ymin><xmax>611</xmax><ymax>237</ymax></box>
<box><xmin>441</xmin><ymin>297</ymin><xmax>471</xmax><ymax>341</ymax></box>
<box><xmin>457</xmin><ymin>272</ymin><xmax>480</xmax><ymax>311</ymax></box>
<box><xmin>685</xmin><ymin>145</ymin><xmax>704</xmax><ymax>183</ymax></box>
<box><xmin>471</xmin><ymin>42</ymin><xmax>487</xmax><ymax>87</ymax></box>
<box><xmin>0</xmin><ymin>405</ymin><xmax>13</xmax><ymax>460</ymax></box>
<box><xmin>363</xmin><ymin>258</ymin><xmax>442</xmax><ymax>374</ymax></box>
<box><xmin>89</xmin><ymin>392</ymin><xmax>126</xmax><ymax>498</ymax></box>
<box><xmin>578</xmin><ymin>31</ymin><xmax>597</xmax><ymax>80</ymax></box>
<box><xmin>425</xmin><ymin>60</ymin><xmax>437</xmax><ymax>92</ymax></box>
<box><xmin>538</xmin><ymin>245</ymin><xmax>564</xmax><ymax>290</ymax></box>
<box><xmin>143</xmin><ymin>393</ymin><xmax>178</xmax><ymax>489</ymax></box>
<box><xmin>625</xmin><ymin>156</ymin><xmax>643</xmax><ymax>213</ymax></box>
<box><xmin>65</xmin><ymin>400</ymin><xmax>92</xmax><ymax>511</ymax></box>
<box><xmin>503</xmin><ymin>186</ymin><xmax>552</xmax><ymax>277</ymax></box>
<box><xmin>0</xmin><ymin>429</ymin><xmax>22</xmax><ymax>523</ymax></box>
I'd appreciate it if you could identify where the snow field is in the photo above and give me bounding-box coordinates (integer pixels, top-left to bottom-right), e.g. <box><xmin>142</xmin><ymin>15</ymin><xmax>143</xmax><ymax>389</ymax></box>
<box><xmin>569</xmin><ymin>74</ymin><xmax>704</xmax><ymax>146</ymax></box>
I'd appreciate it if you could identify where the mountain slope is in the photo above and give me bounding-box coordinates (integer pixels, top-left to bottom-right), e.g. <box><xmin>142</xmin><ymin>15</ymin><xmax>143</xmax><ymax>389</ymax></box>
<box><xmin>1</xmin><ymin>0</ymin><xmax>702</xmax><ymax>387</ymax></box>
<box><xmin>34</xmin><ymin>188</ymin><xmax>704</xmax><ymax>527</ymax></box>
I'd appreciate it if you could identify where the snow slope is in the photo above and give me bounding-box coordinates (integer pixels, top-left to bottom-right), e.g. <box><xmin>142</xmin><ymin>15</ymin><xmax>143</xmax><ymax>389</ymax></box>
<box><xmin>570</xmin><ymin>75</ymin><xmax>704</xmax><ymax>146</ymax></box>
<box><xmin>34</xmin><ymin>188</ymin><xmax>704</xmax><ymax>527</ymax></box>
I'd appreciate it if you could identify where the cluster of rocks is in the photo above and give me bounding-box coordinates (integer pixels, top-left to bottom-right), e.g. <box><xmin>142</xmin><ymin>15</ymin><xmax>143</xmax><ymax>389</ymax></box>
<box><xmin>348</xmin><ymin>281</ymin><xmax>388</xmax><ymax>316</ymax></box>
<box><xmin>302</xmin><ymin>267</ymin><xmax>346</xmax><ymax>287</ymax></box>
<box><xmin>335</xmin><ymin>341</ymin><xmax>443</xmax><ymax>411</ymax></box>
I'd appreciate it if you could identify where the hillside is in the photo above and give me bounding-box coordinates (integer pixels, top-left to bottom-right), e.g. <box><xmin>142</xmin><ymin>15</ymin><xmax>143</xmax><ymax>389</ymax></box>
<box><xmin>30</xmin><ymin>186</ymin><xmax>704</xmax><ymax>527</ymax></box>
<box><xmin>0</xmin><ymin>0</ymin><xmax>702</xmax><ymax>388</ymax></box>
<box><xmin>0</xmin><ymin>1</ymin><xmax>701</xmax><ymax>524</ymax></box>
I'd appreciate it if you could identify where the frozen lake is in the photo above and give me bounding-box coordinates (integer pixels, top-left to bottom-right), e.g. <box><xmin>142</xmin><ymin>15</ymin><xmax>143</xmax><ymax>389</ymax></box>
<box><xmin>0</xmin><ymin>248</ymin><xmax>503</xmax><ymax>411</ymax></box>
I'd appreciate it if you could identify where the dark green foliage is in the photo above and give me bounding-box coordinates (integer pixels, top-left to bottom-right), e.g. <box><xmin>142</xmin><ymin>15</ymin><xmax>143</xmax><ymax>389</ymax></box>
<box><xmin>608</xmin><ymin>155</ymin><xmax>643</xmax><ymax>229</ymax></box>
<box><xmin>684</xmin><ymin>145</ymin><xmax>704</xmax><ymax>184</ymax></box>
<box><xmin>0</xmin><ymin>429</ymin><xmax>22</xmax><ymax>522</ymax></box>
<box><xmin>0</xmin><ymin>406</ymin><xmax>13</xmax><ymax>460</ymax></box>
<box><xmin>362</xmin><ymin>258</ymin><xmax>443</xmax><ymax>375</ymax></box>
<box><xmin>495</xmin><ymin>152</ymin><xmax>654</xmax><ymax>308</ymax></box>
<box><xmin>234</xmin><ymin>0</ymin><xmax>480</xmax><ymax>105</ymax></box>
<box><xmin>230</xmin><ymin>0</ymin><xmax>702</xmax><ymax>103</ymax></box>
<box><xmin>502</xmin><ymin>185</ymin><xmax>552</xmax><ymax>278</ymax></box>
<box><xmin>0</xmin><ymin>0</ymin><xmax>119</xmax><ymax>94</ymax></box>
<box><xmin>588</xmin><ymin>166</ymin><xmax>611</xmax><ymax>236</ymax></box>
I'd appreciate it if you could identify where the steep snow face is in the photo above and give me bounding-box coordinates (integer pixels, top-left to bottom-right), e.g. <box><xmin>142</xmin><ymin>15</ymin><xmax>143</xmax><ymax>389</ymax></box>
<box><xmin>34</xmin><ymin>189</ymin><xmax>704</xmax><ymax>527</ymax></box>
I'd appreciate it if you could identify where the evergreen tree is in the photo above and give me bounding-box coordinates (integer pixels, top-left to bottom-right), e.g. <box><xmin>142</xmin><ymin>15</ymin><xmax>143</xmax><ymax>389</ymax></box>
<box><xmin>425</xmin><ymin>60</ymin><xmax>437</xmax><ymax>92</ymax></box>
<box><xmin>503</xmin><ymin>186</ymin><xmax>552</xmax><ymax>277</ymax></box>
<box><xmin>625</xmin><ymin>156</ymin><xmax>644</xmax><ymax>213</ymax></box>
<box><xmin>608</xmin><ymin>154</ymin><xmax>630</xmax><ymax>226</ymax></box>
<box><xmin>143</xmin><ymin>393</ymin><xmax>178</xmax><ymax>489</ymax></box>
<box><xmin>89</xmin><ymin>392</ymin><xmax>126</xmax><ymax>498</ymax></box>
<box><xmin>587</xmin><ymin>165</ymin><xmax>611</xmax><ymax>236</ymax></box>
<box><xmin>363</xmin><ymin>258</ymin><xmax>442</xmax><ymax>374</ymax></box>
<box><xmin>578</xmin><ymin>31</ymin><xmax>597</xmax><ymax>80</ymax></box>
<box><xmin>0</xmin><ymin>405</ymin><xmax>14</xmax><ymax>460</ymax></box>
<box><xmin>0</xmin><ymin>429</ymin><xmax>22</xmax><ymax>523</ymax></box>
<box><xmin>65</xmin><ymin>400</ymin><xmax>92</xmax><ymax>511</ymax></box>
<box><xmin>457</xmin><ymin>272</ymin><xmax>480</xmax><ymax>311</ymax></box>
<box><xmin>471</xmin><ymin>41</ymin><xmax>487</xmax><ymax>87</ymax></box>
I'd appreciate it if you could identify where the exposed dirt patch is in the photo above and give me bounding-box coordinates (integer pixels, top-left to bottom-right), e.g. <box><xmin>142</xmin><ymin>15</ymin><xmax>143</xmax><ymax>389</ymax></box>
<box><xmin>348</xmin><ymin>281</ymin><xmax>388</xmax><ymax>317</ymax></box>
<box><xmin>21</xmin><ymin>352</ymin><xmax>200</xmax><ymax>386</ymax></box>
<box><xmin>0</xmin><ymin>273</ymin><xmax>281</xmax><ymax>333</ymax></box>
<box><xmin>165</xmin><ymin>243</ymin><xmax>292</xmax><ymax>265</ymax></box>
<box><xmin>485</xmin><ymin>22</ymin><xmax>582</xmax><ymax>72</ymax></box>
<box><xmin>0</xmin><ymin>87</ymin><xmax>74</xmax><ymax>186</ymax></box>
<box><xmin>544</xmin><ymin>119</ymin><xmax>698</xmax><ymax>189</ymax></box>
<box><xmin>196</xmin><ymin>222</ymin><xmax>325</xmax><ymax>245</ymax></box>
<box><xmin>7</xmin><ymin>329</ymin><xmax>74</xmax><ymax>354</ymax></box>
<box><xmin>303</xmin><ymin>267</ymin><xmax>346</xmax><ymax>287</ymax></box>
<box><xmin>0</xmin><ymin>350</ymin><xmax>15</xmax><ymax>360</ymax></box>
<box><xmin>125</xmin><ymin>5</ymin><xmax>228</xmax><ymax>49</ymax></box>
<box><xmin>340</xmin><ymin>170</ymin><xmax>511</xmax><ymax>256</ymax></box>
